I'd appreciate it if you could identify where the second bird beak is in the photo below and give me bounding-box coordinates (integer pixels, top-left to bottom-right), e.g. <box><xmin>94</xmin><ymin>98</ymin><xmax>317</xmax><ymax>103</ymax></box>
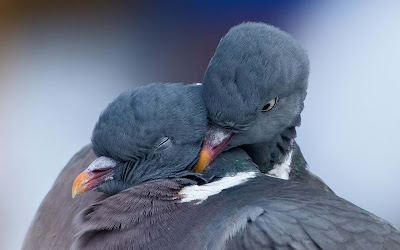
<box><xmin>194</xmin><ymin>126</ymin><xmax>233</xmax><ymax>173</ymax></box>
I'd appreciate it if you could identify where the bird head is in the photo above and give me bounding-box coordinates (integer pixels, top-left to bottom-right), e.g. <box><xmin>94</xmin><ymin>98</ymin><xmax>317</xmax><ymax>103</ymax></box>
<box><xmin>195</xmin><ymin>22</ymin><xmax>309</xmax><ymax>172</ymax></box>
<box><xmin>72</xmin><ymin>83</ymin><xmax>208</xmax><ymax>197</ymax></box>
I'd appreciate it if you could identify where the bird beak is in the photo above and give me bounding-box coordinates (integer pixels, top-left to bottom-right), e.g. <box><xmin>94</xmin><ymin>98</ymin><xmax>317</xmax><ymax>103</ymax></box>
<box><xmin>194</xmin><ymin>126</ymin><xmax>234</xmax><ymax>173</ymax></box>
<box><xmin>72</xmin><ymin>156</ymin><xmax>118</xmax><ymax>198</ymax></box>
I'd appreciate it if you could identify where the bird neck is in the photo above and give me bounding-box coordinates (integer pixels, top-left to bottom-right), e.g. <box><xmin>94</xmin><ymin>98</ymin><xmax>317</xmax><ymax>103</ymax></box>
<box><xmin>242</xmin><ymin>126</ymin><xmax>299</xmax><ymax>173</ymax></box>
<box><xmin>242</xmin><ymin>131</ymin><xmax>334</xmax><ymax>193</ymax></box>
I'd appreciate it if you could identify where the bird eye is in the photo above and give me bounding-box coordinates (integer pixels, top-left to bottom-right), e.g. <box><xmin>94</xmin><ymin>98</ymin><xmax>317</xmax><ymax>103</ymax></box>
<box><xmin>262</xmin><ymin>97</ymin><xmax>278</xmax><ymax>112</ymax></box>
<box><xmin>156</xmin><ymin>137</ymin><xmax>171</xmax><ymax>151</ymax></box>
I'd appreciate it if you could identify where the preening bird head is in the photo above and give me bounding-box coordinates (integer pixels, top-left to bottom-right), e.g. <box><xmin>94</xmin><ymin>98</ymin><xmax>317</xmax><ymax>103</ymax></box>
<box><xmin>195</xmin><ymin>22</ymin><xmax>309</xmax><ymax>172</ymax></box>
<box><xmin>72</xmin><ymin>83</ymin><xmax>208</xmax><ymax>197</ymax></box>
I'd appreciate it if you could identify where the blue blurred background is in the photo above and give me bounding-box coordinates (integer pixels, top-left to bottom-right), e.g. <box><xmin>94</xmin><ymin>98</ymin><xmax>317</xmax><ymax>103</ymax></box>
<box><xmin>1</xmin><ymin>1</ymin><xmax>399</xmax><ymax>249</ymax></box>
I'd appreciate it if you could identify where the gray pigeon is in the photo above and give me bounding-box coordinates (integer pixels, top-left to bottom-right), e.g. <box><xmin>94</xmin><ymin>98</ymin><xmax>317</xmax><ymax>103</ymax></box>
<box><xmin>196</xmin><ymin>22</ymin><xmax>332</xmax><ymax>192</ymax></box>
<box><xmin>70</xmin><ymin>83</ymin><xmax>400</xmax><ymax>249</ymax></box>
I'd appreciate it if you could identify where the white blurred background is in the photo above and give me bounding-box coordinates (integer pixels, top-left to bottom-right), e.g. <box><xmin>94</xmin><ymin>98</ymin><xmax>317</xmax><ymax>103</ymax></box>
<box><xmin>1</xmin><ymin>1</ymin><xmax>399</xmax><ymax>249</ymax></box>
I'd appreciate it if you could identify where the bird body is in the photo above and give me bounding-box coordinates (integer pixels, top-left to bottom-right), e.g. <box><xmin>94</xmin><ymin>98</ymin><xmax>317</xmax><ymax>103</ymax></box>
<box><xmin>73</xmin><ymin>149</ymin><xmax>400</xmax><ymax>250</ymax></box>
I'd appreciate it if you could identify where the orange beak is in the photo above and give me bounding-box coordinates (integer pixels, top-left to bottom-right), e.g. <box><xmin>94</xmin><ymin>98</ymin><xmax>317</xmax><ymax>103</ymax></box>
<box><xmin>194</xmin><ymin>126</ymin><xmax>233</xmax><ymax>173</ymax></box>
<box><xmin>72</xmin><ymin>171</ymin><xmax>91</xmax><ymax>198</ymax></box>
<box><xmin>72</xmin><ymin>156</ymin><xmax>118</xmax><ymax>198</ymax></box>
<box><xmin>194</xmin><ymin>148</ymin><xmax>213</xmax><ymax>173</ymax></box>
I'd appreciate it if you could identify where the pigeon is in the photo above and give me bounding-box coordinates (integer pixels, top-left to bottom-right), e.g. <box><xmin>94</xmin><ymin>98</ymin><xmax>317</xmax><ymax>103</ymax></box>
<box><xmin>70</xmin><ymin>82</ymin><xmax>400</xmax><ymax>249</ymax></box>
<box><xmin>195</xmin><ymin>22</ymin><xmax>332</xmax><ymax>192</ymax></box>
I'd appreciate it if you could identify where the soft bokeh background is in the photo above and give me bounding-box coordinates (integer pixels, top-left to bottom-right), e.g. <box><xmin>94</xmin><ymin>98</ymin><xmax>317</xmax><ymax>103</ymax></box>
<box><xmin>1</xmin><ymin>1</ymin><xmax>399</xmax><ymax>249</ymax></box>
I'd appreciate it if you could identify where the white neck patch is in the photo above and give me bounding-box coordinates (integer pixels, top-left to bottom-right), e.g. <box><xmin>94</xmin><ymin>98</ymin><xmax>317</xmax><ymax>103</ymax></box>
<box><xmin>179</xmin><ymin>172</ymin><xmax>257</xmax><ymax>204</ymax></box>
<box><xmin>266</xmin><ymin>150</ymin><xmax>293</xmax><ymax>180</ymax></box>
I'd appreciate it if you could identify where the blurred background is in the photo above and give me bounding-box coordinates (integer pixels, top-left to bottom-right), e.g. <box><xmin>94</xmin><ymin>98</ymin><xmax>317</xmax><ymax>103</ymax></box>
<box><xmin>1</xmin><ymin>1</ymin><xmax>399</xmax><ymax>249</ymax></box>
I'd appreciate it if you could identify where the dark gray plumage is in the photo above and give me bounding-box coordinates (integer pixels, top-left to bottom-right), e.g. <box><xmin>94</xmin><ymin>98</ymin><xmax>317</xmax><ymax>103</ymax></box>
<box><xmin>202</xmin><ymin>22</ymin><xmax>331</xmax><ymax>192</ymax></box>
<box><xmin>204</xmin><ymin>22</ymin><xmax>308</xmax><ymax>133</ymax></box>
<box><xmin>91</xmin><ymin>83</ymin><xmax>207</xmax><ymax>196</ymax></box>
<box><xmin>73</xmin><ymin>148</ymin><xmax>400</xmax><ymax>250</ymax></box>
<box><xmin>92</xmin><ymin>83</ymin><xmax>206</xmax><ymax>163</ymax></box>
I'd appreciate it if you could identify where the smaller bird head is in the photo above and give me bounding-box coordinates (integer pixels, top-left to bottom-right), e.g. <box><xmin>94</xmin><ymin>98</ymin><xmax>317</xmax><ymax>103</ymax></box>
<box><xmin>72</xmin><ymin>83</ymin><xmax>208</xmax><ymax>197</ymax></box>
<box><xmin>195</xmin><ymin>22</ymin><xmax>309</xmax><ymax>172</ymax></box>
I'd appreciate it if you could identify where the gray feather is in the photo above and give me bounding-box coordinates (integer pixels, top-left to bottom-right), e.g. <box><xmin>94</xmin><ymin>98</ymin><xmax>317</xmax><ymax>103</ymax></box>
<box><xmin>72</xmin><ymin>172</ymin><xmax>400</xmax><ymax>250</ymax></box>
<box><xmin>22</xmin><ymin>145</ymin><xmax>103</xmax><ymax>250</ymax></box>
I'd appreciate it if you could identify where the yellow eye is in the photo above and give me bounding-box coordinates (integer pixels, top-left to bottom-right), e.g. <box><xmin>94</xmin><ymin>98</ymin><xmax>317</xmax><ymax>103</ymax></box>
<box><xmin>261</xmin><ymin>97</ymin><xmax>278</xmax><ymax>112</ymax></box>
